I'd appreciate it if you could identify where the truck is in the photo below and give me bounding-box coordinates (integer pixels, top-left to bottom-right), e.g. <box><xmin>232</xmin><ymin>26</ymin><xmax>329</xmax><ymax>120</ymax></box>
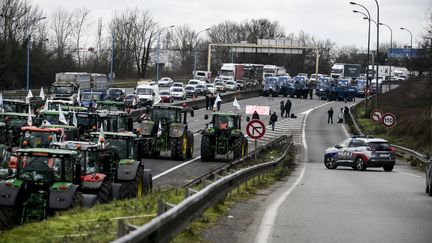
<box><xmin>219</xmin><ymin>63</ymin><xmax>244</xmax><ymax>82</ymax></box>
<box><xmin>330</xmin><ymin>64</ymin><xmax>361</xmax><ymax>80</ymax></box>
<box><xmin>193</xmin><ymin>70</ymin><xmax>212</xmax><ymax>83</ymax></box>
<box><xmin>368</xmin><ymin>65</ymin><xmax>409</xmax><ymax>80</ymax></box>
<box><xmin>262</xmin><ymin>77</ymin><xmax>280</xmax><ymax>97</ymax></box>
<box><xmin>263</xmin><ymin>65</ymin><xmax>286</xmax><ymax>79</ymax></box>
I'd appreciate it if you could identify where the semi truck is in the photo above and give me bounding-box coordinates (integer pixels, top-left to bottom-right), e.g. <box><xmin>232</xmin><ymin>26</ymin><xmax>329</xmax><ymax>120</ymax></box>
<box><xmin>263</xmin><ymin>65</ymin><xmax>286</xmax><ymax>79</ymax></box>
<box><xmin>219</xmin><ymin>63</ymin><xmax>244</xmax><ymax>82</ymax></box>
<box><xmin>368</xmin><ymin>65</ymin><xmax>409</xmax><ymax>80</ymax></box>
<box><xmin>330</xmin><ymin>64</ymin><xmax>361</xmax><ymax>80</ymax></box>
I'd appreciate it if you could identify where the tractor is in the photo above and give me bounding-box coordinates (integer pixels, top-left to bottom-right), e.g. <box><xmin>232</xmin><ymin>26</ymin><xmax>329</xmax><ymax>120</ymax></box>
<box><xmin>0</xmin><ymin>112</ymin><xmax>37</xmax><ymax>147</ymax></box>
<box><xmin>89</xmin><ymin>132</ymin><xmax>153</xmax><ymax>199</ymax></box>
<box><xmin>136</xmin><ymin>106</ymin><xmax>194</xmax><ymax>160</ymax></box>
<box><xmin>200</xmin><ymin>112</ymin><xmax>248</xmax><ymax>161</ymax></box>
<box><xmin>0</xmin><ymin>148</ymin><xmax>88</xmax><ymax>230</ymax></box>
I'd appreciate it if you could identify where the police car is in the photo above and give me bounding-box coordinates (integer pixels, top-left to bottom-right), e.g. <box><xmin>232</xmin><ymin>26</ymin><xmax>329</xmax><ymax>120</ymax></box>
<box><xmin>324</xmin><ymin>136</ymin><xmax>396</xmax><ymax>171</ymax></box>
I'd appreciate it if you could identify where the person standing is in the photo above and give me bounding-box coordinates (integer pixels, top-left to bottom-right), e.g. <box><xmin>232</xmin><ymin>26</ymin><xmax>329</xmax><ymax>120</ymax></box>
<box><xmin>210</xmin><ymin>93</ymin><xmax>216</xmax><ymax>111</ymax></box>
<box><xmin>284</xmin><ymin>99</ymin><xmax>292</xmax><ymax>118</ymax></box>
<box><xmin>269</xmin><ymin>86</ymin><xmax>273</xmax><ymax>100</ymax></box>
<box><xmin>270</xmin><ymin>112</ymin><xmax>278</xmax><ymax>131</ymax></box>
<box><xmin>279</xmin><ymin>100</ymin><xmax>285</xmax><ymax>117</ymax></box>
<box><xmin>205</xmin><ymin>94</ymin><xmax>210</xmax><ymax>110</ymax></box>
<box><xmin>338</xmin><ymin>108</ymin><xmax>344</xmax><ymax>123</ymax></box>
<box><xmin>328</xmin><ymin>107</ymin><xmax>334</xmax><ymax>124</ymax></box>
<box><xmin>252</xmin><ymin>111</ymin><xmax>260</xmax><ymax>120</ymax></box>
<box><xmin>343</xmin><ymin>106</ymin><xmax>349</xmax><ymax>124</ymax></box>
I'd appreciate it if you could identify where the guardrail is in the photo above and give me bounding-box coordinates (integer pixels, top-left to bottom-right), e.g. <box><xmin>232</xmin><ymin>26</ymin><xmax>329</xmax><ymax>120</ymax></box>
<box><xmin>348</xmin><ymin>105</ymin><xmax>430</xmax><ymax>164</ymax></box>
<box><xmin>113</xmin><ymin>135</ymin><xmax>293</xmax><ymax>243</ymax></box>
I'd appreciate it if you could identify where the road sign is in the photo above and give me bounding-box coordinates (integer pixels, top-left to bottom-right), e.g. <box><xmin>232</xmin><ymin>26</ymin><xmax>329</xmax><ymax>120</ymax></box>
<box><xmin>370</xmin><ymin>109</ymin><xmax>383</xmax><ymax>123</ymax></box>
<box><xmin>246</xmin><ymin>120</ymin><xmax>266</xmax><ymax>140</ymax></box>
<box><xmin>381</xmin><ymin>113</ymin><xmax>397</xmax><ymax>128</ymax></box>
<box><xmin>245</xmin><ymin>105</ymin><xmax>270</xmax><ymax>116</ymax></box>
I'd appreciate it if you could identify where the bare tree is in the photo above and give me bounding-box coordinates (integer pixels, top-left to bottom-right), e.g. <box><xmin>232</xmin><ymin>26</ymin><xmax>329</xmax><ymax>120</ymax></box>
<box><xmin>170</xmin><ymin>25</ymin><xmax>196</xmax><ymax>73</ymax></box>
<box><xmin>72</xmin><ymin>7</ymin><xmax>91</xmax><ymax>70</ymax></box>
<box><xmin>50</xmin><ymin>7</ymin><xmax>73</xmax><ymax>58</ymax></box>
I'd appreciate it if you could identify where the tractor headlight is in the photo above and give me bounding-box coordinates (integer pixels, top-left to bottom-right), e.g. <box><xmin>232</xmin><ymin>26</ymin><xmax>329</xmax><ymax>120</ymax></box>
<box><xmin>169</xmin><ymin>124</ymin><xmax>184</xmax><ymax>137</ymax></box>
<box><xmin>231</xmin><ymin>129</ymin><xmax>241</xmax><ymax>136</ymax></box>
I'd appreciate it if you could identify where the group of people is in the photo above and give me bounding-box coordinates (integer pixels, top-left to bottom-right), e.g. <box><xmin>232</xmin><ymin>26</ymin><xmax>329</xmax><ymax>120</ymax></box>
<box><xmin>279</xmin><ymin>99</ymin><xmax>292</xmax><ymax>118</ymax></box>
<box><xmin>251</xmin><ymin>98</ymin><xmax>294</xmax><ymax>131</ymax></box>
<box><xmin>327</xmin><ymin>106</ymin><xmax>350</xmax><ymax>124</ymax></box>
<box><xmin>205</xmin><ymin>93</ymin><xmax>221</xmax><ymax>111</ymax></box>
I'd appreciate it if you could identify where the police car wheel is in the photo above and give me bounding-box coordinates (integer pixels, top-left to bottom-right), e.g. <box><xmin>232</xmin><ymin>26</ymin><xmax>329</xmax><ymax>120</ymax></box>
<box><xmin>324</xmin><ymin>157</ymin><xmax>337</xmax><ymax>169</ymax></box>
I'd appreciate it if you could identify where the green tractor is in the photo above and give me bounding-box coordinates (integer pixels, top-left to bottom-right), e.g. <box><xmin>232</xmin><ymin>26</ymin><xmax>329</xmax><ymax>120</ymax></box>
<box><xmin>0</xmin><ymin>148</ymin><xmax>85</xmax><ymax>229</ymax></box>
<box><xmin>136</xmin><ymin>106</ymin><xmax>194</xmax><ymax>160</ymax></box>
<box><xmin>200</xmin><ymin>112</ymin><xmax>248</xmax><ymax>161</ymax></box>
<box><xmin>89</xmin><ymin>132</ymin><xmax>152</xmax><ymax>199</ymax></box>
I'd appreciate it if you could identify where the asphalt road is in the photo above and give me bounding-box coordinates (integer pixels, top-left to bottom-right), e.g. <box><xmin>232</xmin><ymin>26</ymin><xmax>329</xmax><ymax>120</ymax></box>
<box><xmin>145</xmin><ymin>94</ymin><xmax>332</xmax><ymax>188</ymax></box>
<box><xmin>252</xmin><ymin>100</ymin><xmax>432</xmax><ymax>243</ymax></box>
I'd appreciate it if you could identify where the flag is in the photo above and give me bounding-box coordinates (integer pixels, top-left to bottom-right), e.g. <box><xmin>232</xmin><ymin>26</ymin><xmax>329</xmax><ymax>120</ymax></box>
<box><xmin>26</xmin><ymin>90</ymin><xmax>33</xmax><ymax>104</ymax></box>
<box><xmin>153</xmin><ymin>91</ymin><xmax>161</xmax><ymax>105</ymax></box>
<box><xmin>0</xmin><ymin>93</ymin><xmax>3</xmax><ymax>112</ymax></box>
<box><xmin>43</xmin><ymin>99</ymin><xmax>49</xmax><ymax>111</ymax></box>
<box><xmin>39</xmin><ymin>87</ymin><xmax>45</xmax><ymax>100</ymax></box>
<box><xmin>76</xmin><ymin>88</ymin><xmax>81</xmax><ymax>105</ymax></box>
<box><xmin>27</xmin><ymin>104</ymin><xmax>32</xmax><ymax>126</ymax></box>
<box><xmin>233</xmin><ymin>97</ymin><xmax>240</xmax><ymax>110</ymax></box>
<box><xmin>157</xmin><ymin>121</ymin><xmax>162</xmax><ymax>138</ymax></box>
<box><xmin>72</xmin><ymin>110</ymin><xmax>78</xmax><ymax>127</ymax></box>
<box><xmin>132</xmin><ymin>96</ymin><xmax>137</xmax><ymax>107</ymax></box>
<box><xmin>58</xmin><ymin>105</ymin><xmax>68</xmax><ymax>125</ymax></box>
<box><xmin>213</xmin><ymin>94</ymin><xmax>222</xmax><ymax>110</ymax></box>
<box><xmin>98</xmin><ymin>124</ymin><xmax>105</xmax><ymax>148</ymax></box>
<box><xmin>43</xmin><ymin>119</ymin><xmax>52</xmax><ymax>126</ymax></box>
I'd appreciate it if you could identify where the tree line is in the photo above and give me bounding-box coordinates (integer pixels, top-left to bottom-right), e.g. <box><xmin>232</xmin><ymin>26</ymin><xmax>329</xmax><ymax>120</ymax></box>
<box><xmin>0</xmin><ymin>0</ymin><xmax>431</xmax><ymax>90</ymax></box>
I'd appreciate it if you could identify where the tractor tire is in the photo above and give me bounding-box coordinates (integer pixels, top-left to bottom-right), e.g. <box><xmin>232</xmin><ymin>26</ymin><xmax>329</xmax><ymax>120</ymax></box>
<box><xmin>119</xmin><ymin>166</ymin><xmax>143</xmax><ymax>199</ymax></box>
<box><xmin>233</xmin><ymin>137</ymin><xmax>245</xmax><ymax>160</ymax></box>
<box><xmin>244</xmin><ymin>137</ymin><xmax>249</xmax><ymax>155</ymax></box>
<box><xmin>143</xmin><ymin>169</ymin><xmax>153</xmax><ymax>194</ymax></box>
<box><xmin>201</xmin><ymin>135</ymin><xmax>214</xmax><ymax>161</ymax></box>
<box><xmin>347</xmin><ymin>94</ymin><xmax>354</xmax><ymax>102</ymax></box>
<box><xmin>186</xmin><ymin>131</ymin><xmax>194</xmax><ymax>159</ymax></box>
<box><xmin>0</xmin><ymin>207</ymin><xmax>14</xmax><ymax>230</ymax></box>
<box><xmin>94</xmin><ymin>180</ymin><xmax>113</xmax><ymax>204</ymax></box>
<box><xmin>171</xmin><ymin>134</ymin><xmax>187</xmax><ymax>161</ymax></box>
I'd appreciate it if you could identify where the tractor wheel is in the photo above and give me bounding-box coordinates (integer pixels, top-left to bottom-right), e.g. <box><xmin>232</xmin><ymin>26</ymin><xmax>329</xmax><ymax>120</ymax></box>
<box><xmin>119</xmin><ymin>166</ymin><xmax>143</xmax><ymax>199</ymax></box>
<box><xmin>244</xmin><ymin>137</ymin><xmax>249</xmax><ymax>155</ymax></box>
<box><xmin>171</xmin><ymin>134</ymin><xmax>188</xmax><ymax>161</ymax></box>
<box><xmin>347</xmin><ymin>94</ymin><xmax>354</xmax><ymax>102</ymax></box>
<box><xmin>143</xmin><ymin>169</ymin><xmax>153</xmax><ymax>194</ymax></box>
<box><xmin>0</xmin><ymin>207</ymin><xmax>14</xmax><ymax>230</ymax></box>
<box><xmin>201</xmin><ymin>135</ymin><xmax>214</xmax><ymax>161</ymax></box>
<box><xmin>233</xmin><ymin>137</ymin><xmax>245</xmax><ymax>160</ymax></box>
<box><xmin>94</xmin><ymin>180</ymin><xmax>113</xmax><ymax>204</ymax></box>
<box><xmin>186</xmin><ymin>131</ymin><xmax>194</xmax><ymax>159</ymax></box>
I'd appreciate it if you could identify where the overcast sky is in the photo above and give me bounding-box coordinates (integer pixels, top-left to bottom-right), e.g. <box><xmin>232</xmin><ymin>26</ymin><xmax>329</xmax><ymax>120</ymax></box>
<box><xmin>33</xmin><ymin>0</ymin><xmax>431</xmax><ymax>49</ymax></box>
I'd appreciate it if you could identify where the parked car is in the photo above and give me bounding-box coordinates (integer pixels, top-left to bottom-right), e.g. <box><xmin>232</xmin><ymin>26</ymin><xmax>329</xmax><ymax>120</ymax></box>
<box><xmin>106</xmin><ymin>88</ymin><xmax>126</xmax><ymax>101</ymax></box>
<box><xmin>225</xmin><ymin>80</ymin><xmax>237</xmax><ymax>91</ymax></box>
<box><xmin>324</xmin><ymin>137</ymin><xmax>396</xmax><ymax>171</ymax></box>
<box><xmin>206</xmin><ymin>84</ymin><xmax>216</xmax><ymax>94</ymax></box>
<box><xmin>171</xmin><ymin>87</ymin><xmax>186</xmax><ymax>100</ymax></box>
<box><xmin>158</xmin><ymin>77</ymin><xmax>174</xmax><ymax>87</ymax></box>
<box><xmin>159</xmin><ymin>90</ymin><xmax>174</xmax><ymax>103</ymax></box>
<box><xmin>214</xmin><ymin>81</ymin><xmax>225</xmax><ymax>92</ymax></box>
<box><xmin>185</xmin><ymin>85</ymin><xmax>197</xmax><ymax>98</ymax></box>
<box><xmin>195</xmin><ymin>84</ymin><xmax>207</xmax><ymax>95</ymax></box>
<box><xmin>187</xmin><ymin>79</ymin><xmax>201</xmax><ymax>89</ymax></box>
<box><xmin>170</xmin><ymin>82</ymin><xmax>184</xmax><ymax>91</ymax></box>
<box><xmin>124</xmin><ymin>94</ymin><xmax>142</xmax><ymax>108</ymax></box>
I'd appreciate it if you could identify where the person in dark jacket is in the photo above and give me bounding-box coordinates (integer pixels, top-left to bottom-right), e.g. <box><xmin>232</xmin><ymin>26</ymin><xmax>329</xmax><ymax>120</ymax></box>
<box><xmin>280</xmin><ymin>100</ymin><xmax>285</xmax><ymax>117</ymax></box>
<box><xmin>270</xmin><ymin>112</ymin><xmax>278</xmax><ymax>131</ymax></box>
<box><xmin>210</xmin><ymin>94</ymin><xmax>216</xmax><ymax>111</ymax></box>
<box><xmin>328</xmin><ymin>107</ymin><xmax>334</xmax><ymax>124</ymax></box>
<box><xmin>284</xmin><ymin>99</ymin><xmax>292</xmax><ymax>118</ymax></box>
<box><xmin>252</xmin><ymin>111</ymin><xmax>260</xmax><ymax>120</ymax></box>
<box><xmin>343</xmin><ymin>106</ymin><xmax>349</xmax><ymax>124</ymax></box>
<box><xmin>205</xmin><ymin>94</ymin><xmax>210</xmax><ymax>110</ymax></box>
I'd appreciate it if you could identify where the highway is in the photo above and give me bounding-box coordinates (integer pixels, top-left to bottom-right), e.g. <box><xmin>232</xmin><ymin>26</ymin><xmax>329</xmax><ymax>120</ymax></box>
<box><xmin>249</xmin><ymin>99</ymin><xmax>432</xmax><ymax>243</ymax></box>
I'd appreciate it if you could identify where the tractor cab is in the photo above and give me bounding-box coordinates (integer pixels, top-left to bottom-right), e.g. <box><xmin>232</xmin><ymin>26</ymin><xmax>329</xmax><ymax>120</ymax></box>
<box><xmin>0</xmin><ymin>113</ymin><xmax>36</xmax><ymax>147</ymax></box>
<box><xmin>20</xmin><ymin>126</ymin><xmax>64</xmax><ymax>149</ymax></box>
<box><xmin>37</xmin><ymin>110</ymin><xmax>69</xmax><ymax>125</ymax></box>
<box><xmin>2</xmin><ymin>98</ymin><xmax>44</xmax><ymax>114</ymax></box>
<box><xmin>72</xmin><ymin>112</ymin><xmax>100</xmax><ymax>139</ymax></box>
<box><xmin>89</xmin><ymin>132</ymin><xmax>138</xmax><ymax>161</ymax></box>
<box><xmin>96</xmin><ymin>100</ymin><xmax>126</xmax><ymax>111</ymax></box>
<box><xmin>99</xmin><ymin>110</ymin><xmax>133</xmax><ymax>132</ymax></box>
<box><xmin>40</xmin><ymin>124</ymin><xmax>80</xmax><ymax>141</ymax></box>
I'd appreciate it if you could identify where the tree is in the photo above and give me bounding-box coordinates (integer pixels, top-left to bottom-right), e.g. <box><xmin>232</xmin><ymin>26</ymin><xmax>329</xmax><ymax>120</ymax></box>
<box><xmin>50</xmin><ymin>7</ymin><xmax>73</xmax><ymax>59</ymax></box>
<box><xmin>72</xmin><ymin>7</ymin><xmax>91</xmax><ymax>70</ymax></box>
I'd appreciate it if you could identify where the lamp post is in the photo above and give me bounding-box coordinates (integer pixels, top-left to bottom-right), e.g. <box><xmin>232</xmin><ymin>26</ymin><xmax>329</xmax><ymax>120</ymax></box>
<box><xmin>26</xmin><ymin>16</ymin><xmax>47</xmax><ymax>90</ymax></box>
<box><xmin>373</xmin><ymin>0</ymin><xmax>380</xmax><ymax>109</ymax></box>
<box><xmin>156</xmin><ymin>25</ymin><xmax>175</xmax><ymax>82</ymax></box>
<box><xmin>109</xmin><ymin>30</ymin><xmax>115</xmax><ymax>84</ymax></box>
<box><xmin>193</xmin><ymin>28</ymin><xmax>211</xmax><ymax>79</ymax></box>
<box><xmin>400</xmin><ymin>27</ymin><xmax>413</xmax><ymax>56</ymax></box>
<box><xmin>379</xmin><ymin>22</ymin><xmax>392</xmax><ymax>85</ymax></box>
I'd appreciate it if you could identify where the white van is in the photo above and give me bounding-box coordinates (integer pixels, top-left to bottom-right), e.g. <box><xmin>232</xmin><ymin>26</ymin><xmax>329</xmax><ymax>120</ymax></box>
<box><xmin>135</xmin><ymin>80</ymin><xmax>159</xmax><ymax>105</ymax></box>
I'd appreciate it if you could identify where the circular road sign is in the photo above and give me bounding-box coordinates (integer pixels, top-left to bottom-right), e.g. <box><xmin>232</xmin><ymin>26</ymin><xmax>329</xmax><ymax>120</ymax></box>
<box><xmin>381</xmin><ymin>113</ymin><xmax>397</xmax><ymax>128</ymax></box>
<box><xmin>246</xmin><ymin>120</ymin><xmax>266</xmax><ymax>140</ymax></box>
<box><xmin>370</xmin><ymin>109</ymin><xmax>384</xmax><ymax>123</ymax></box>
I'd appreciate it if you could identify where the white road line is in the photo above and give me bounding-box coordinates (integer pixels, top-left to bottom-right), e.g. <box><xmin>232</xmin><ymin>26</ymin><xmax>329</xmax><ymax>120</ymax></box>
<box><xmin>153</xmin><ymin>156</ymin><xmax>202</xmax><ymax>180</ymax></box>
<box><xmin>254</xmin><ymin>102</ymin><xmax>333</xmax><ymax>243</ymax></box>
<box><xmin>396</xmin><ymin>171</ymin><xmax>423</xmax><ymax>178</ymax></box>
<box><xmin>342</xmin><ymin>123</ymin><xmax>350</xmax><ymax>138</ymax></box>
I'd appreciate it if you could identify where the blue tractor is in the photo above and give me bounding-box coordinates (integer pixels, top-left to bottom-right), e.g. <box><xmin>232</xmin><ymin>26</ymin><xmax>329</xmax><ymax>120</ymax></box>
<box><xmin>326</xmin><ymin>79</ymin><xmax>357</xmax><ymax>101</ymax></box>
<box><xmin>315</xmin><ymin>77</ymin><xmax>330</xmax><ymax>100</ymax></box>
<box><xmin>292</xmin><ymin>76</ymin><xmax>309</xmax><ymax>99</ymax></box>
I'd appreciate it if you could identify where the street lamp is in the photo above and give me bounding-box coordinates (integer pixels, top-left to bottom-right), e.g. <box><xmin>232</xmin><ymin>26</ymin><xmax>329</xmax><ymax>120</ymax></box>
<box><xmin>400</xmin><ymin>27</ymin><xmax>413</xmax><ymax>56</ymax></box>
<box><xmin>373</xmin><ymin>0</ymin><xmax>380</xmax><ymax>109</ymax></box>
<box><xmin>26</xmin><ymin>16</ymin><xmax>47</xmax><ymax>91</ymax></box>
<box><xmin>193</xmin><ymin>28</ymin><xmax>211</xmax><ymax>79</ymax></box>
<box><xmin>156</xmin><ymin>25</ymin><xmax>175</xmax><ymax>82</ymax></box>
<box><xmin>379</xmin><ymin>22</ymin><xmax>393</xmax><ymax>82</ymax></box>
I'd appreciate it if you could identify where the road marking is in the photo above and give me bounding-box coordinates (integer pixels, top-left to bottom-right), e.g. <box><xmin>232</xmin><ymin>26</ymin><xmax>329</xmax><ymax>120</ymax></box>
<box><xmin>153</xmin><ymin>156</ymin><xmax>201</xmax><ymax>180</ymax></box>
<box><xmin>341</xmin><ymin>123</ymin><xmax>350</xmax><ymax>138</ymax></box>
<box><xmin>395</xmin><ymin>171</ymin><xmax>422</xmax><ymax>178</ymax></box>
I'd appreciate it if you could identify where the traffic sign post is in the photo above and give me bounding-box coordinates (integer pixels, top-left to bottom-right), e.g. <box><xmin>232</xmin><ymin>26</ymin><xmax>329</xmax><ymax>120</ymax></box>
<box><xmin>381</xmin><ymin>113</ymin><xmax>397</xmax><ymax>128</ymax></box>
<box><xmin>246</xmin><ymin>120</ymin><xmax>266</xmax><ymax>160</ymax></box>
<box><xmin>370</xmin><ymin>109</ymin><xmax>384</xmax><ymax>124</ymax></box>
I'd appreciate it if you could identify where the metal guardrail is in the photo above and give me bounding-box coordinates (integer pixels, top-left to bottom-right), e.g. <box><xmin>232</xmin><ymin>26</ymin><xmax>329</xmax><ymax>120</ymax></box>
<box><xmin>348</xmin><ymin>105</ymin><xmax>429</xmax><ymax>164</ymax></box>
<box><xmin>113</xmin><ymin>136</ymin><xmax>293</xmax><ymax>243</ymax></box>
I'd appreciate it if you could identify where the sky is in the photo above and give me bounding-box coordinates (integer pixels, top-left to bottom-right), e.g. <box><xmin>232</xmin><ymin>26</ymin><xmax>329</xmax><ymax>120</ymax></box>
<box><xmin>32</xmin><ymin>0</ymin><xmax>431</xmax><ymax>49</ymax></box>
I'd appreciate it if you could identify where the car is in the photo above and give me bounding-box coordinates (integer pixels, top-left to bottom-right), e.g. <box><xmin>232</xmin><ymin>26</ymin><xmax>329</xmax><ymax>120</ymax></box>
<box><xmin>159</xmin><ymin>90</ymin><xmax>174</xmax><ymax>103</ymax></box>
<box><xmin>426</xmin><ymin>156</ymin><xmax>432</xmax><ymax>196</ymax></box>
<box><xmin>195</xmin><ymin>84</ymin><xmax>207</xmax><ymax>96</ymax></box>
<box><xmin>236</xmin><ymin>80</ymin><xmax>245</xmax><ymax>90</ymax></box>
<box><xmin>324</xmin><ymin>137</ymin><xmax>396</xmax><ymax>171</ymax></box>
<box><xmin>224</xmin><ymin>80</ymin><xmax>237</xmax><ymax>91</ymax></box>
<box><xmin>206</xmin><ymin>84</ymin><xmax>216</xmax><ymax>94</ymax></box>
<box><xmin>171</xmin><ymin>87</ymin><xmax>186</xmax><ymax>100</ymax></box>
<box><xmin>158</xmin><ymin>77</ymin><xmax>174</xmax><ymax>87</ymax></box>
<box><xmin>214</xmin><ymin>81</ymin><xmax>225</xmax><ymax>92</ymax></box>
<box><xmin>124</xmin><ymin>94</ymin><xmax>142</xmax><ymax>108</ymax></box>
<box><xmin>187</xmin><ymin>79</ymin><xmax>201</xmax><ymax>89</ymax></box>
<box><xmin>170</xmin><ymin>82</ymin><xmax>184</xmax><ymax>91</ymax></box>
<box><xmin>185</xmin><ymin>85</ymin><xmax>197</xmax><ymax>98</ymax></box>
<box><xmin>106</xmin><ymin>88</ymin><xmax>125</xmax><ymax>101</ymax></box>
